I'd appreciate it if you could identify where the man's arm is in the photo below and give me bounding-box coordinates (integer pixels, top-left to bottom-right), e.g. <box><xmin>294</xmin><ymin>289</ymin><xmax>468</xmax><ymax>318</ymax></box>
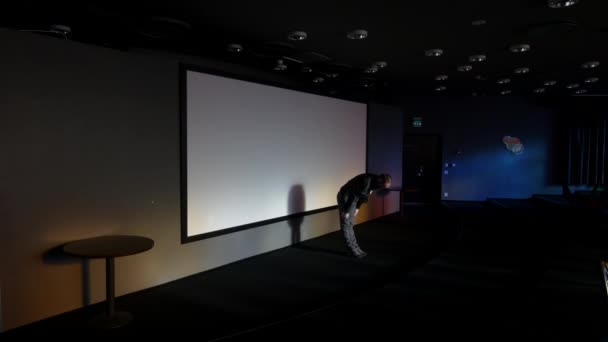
<box><xmin>355</xmin><ymin>175</ymin><xmax>373</xmax><ymax>209</ymax></box>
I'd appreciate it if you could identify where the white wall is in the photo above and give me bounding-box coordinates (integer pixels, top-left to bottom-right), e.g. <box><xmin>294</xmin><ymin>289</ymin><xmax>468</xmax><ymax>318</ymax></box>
<box><xmin>0</xmin><ymin>28</ymin><xmax>395</xmax><ymax>331</ymax></box>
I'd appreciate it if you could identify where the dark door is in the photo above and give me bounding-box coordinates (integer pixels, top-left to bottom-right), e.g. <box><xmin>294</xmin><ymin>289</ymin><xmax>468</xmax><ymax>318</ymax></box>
<box><xmin>402</xmin><ymin>134</ymin><xmax>442</xmax><ymax>204</ymax></box>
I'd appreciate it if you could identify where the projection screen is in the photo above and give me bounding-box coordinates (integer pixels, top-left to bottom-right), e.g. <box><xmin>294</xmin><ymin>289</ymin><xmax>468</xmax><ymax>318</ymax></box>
<box><xmin>182</xmin><ymin>67</ymin><xmax>367</xmax><ymax>241</ymax></box>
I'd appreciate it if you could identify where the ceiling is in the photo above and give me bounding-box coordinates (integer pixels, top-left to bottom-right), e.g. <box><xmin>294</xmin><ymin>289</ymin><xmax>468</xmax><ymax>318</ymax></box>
<box><xmin>2</xmin><ymin>1</ymin><xmax>607</xmax><ymax>101</ymax></box>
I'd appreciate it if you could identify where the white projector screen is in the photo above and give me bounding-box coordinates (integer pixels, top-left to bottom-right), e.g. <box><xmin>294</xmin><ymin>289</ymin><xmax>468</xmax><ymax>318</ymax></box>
<box><xmin>182</xmin><ymin>67</ymin><xmax>367</xmax><ymax>241</ymax></box>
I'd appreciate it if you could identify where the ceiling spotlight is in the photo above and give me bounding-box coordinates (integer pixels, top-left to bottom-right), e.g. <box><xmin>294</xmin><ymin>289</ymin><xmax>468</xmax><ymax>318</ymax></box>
<box><xmin>313</xmin><ymin>77</ymin><xmax>325</xmax><ymax>83</ymax></box>
<box><xmin>497</xmin><ymin>78</ymin><xmax>511</xmax><ymax>84</ymax></box>
<box><xmin>301</xmin><ymin>66</ymin><xmax>313</xmax><ymax>73</ymax></box>
<box><xmin>548</xmin><ymin>0</ymin><xmax>580</xmax><ymax>8</ymax></box>
<box><xmin>227</xmin><ymin>43</ymin><xmax>243</xmax><ymax>52</ymax></box>
<box><xmin>288</xmin><ymin>31</ymin><xmax>308</xmax><ymax>41</ymax></box>
<box><xmin>372</xmin><ymin>61</ymin><xmax>388</xmax><ymax>69</ymax></box>
<box><xmin>435</xmin><ymin>75</ymin><xmax>449</xmax><ymax>81</ymax></box>
<box><xmin>585</xmin><ymin>77</ymin><xmax>599</xmax><ymax>83</ymax></box>
<box><xmin>347</xmin><ymin>29</ymin><xmax>368</xmax><ymax>40</ymax></box>
<box><xmin>574</xmin><ymin>89</ymin><xmax>587</xmax><ymax>94</ymax></box>
<box><xmin>510</xmin><ymin>44</ymin><xmax>531</xmax><ymax>53</ymax></box>
<box><xmin>566</xmin><ymin>83</ymin><xmax>580</xmax><ymax>89</ymax></box>
<box><xmin>364</xmin><ymin>66</ymin><xmax>379</xmax><ymax>74</ymax></box>
<box><xmin>544</xmin><ymin>80</ymin><xmax>557</xmax><ymax>86</ymax></box>
<box><xmin>274</xmin><ymin>59</ymin><xmax>287</xmax><ymax>71</ymax></box>
<box><xmin>469</xmin><ymin>54</ymin><xmax>487</xmax><ymax>63</ymax></box>
<box><xmin>425</xmin><ymin>49</ymin><xmax>444</xmax><ymax>57</ymax></box>
<box><xmin>435</xmin><ymin>86</ymin><xmax>447</xmax><ymax>91</ymax></box>
<box><xmin>501</xmin><ymin>89</ymin><xmax>512</xmax><ymax>95</ymax></box>
<box><xmin>514</xmin><ymin>67</ymin><xmax>530</xmax><ymax>74</ymax></box>
<box><xmin>50</xmin><ymin>24</ymin><xmax>72</xmax><ymax>38</ymax></box>
<box><xmin>582</xmin><ymin>61</ymin><xmax>600</xmax><ymax>69</ymax></box>
<box><xmin>472</xmin><ymin>19</ymin><xmax>487</xmax><ymax>26</ymax></box>
<box><xmin>534</xmin><ymin>87</ymin><xmax>546</xmax><ymax>93</ymax></box>
<box><xmin>457</xmin><ymin>65</ymin><xmax>473</xmax><ymax>72</ymax></box>
<box><xmin>326</xmin><ymin>73</ymin><xmax>339</xmax><ymax>78</ymax></box>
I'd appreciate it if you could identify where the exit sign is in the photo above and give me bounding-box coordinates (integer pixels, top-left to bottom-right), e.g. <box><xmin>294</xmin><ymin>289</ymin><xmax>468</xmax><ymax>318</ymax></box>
<box><xmin>412</xmin><ymin>117</ymin><xmax>423</xmax><ymax>128</ymax></box>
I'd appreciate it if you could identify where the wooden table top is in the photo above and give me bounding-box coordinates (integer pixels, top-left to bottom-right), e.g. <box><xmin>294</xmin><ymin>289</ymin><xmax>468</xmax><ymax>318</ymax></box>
<box><xmin>63</xmin><ymin>235</ymin><xmax>154</xmax><ymax>258</ymax></box>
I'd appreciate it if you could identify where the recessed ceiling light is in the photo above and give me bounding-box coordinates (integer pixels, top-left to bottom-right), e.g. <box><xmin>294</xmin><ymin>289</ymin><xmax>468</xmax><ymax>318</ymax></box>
<box><xmin>425</xmin><ymin>49</ymin><xmax>444</xmax><ymax>57</ymax></box>
<box><xmin>435</xmin><ymin>75</ymin><xmax>449</xmax><ymax>81</ymax></box>
<box><xmin>435</xmin><ymin>86</ymin><xmax>447</xmax><ymax>91</ymax></box>
<box><xmin>347</xmin><ymin>29</ymin><xmax>368</xmax><ymax>40</ymax></box>
<box><xmin>274</xmin><ymin>59</ymin><xmax>287</xmax><ymax>71</ymax></box>
<box><xmin>313</xmin><ymin>77</ymin><xmax>325</xmax><ymax>83</ymax></box>
<box><xmin>574</xmin><ymin>89</ymin><xmax>587</xmax><ymax>94</ymax></box>
<box><xmin>288</xmin><ymin>31</ymin><xmax>308</xmax><ymax>41</ymax></box>
<box><xmin>227</xmin><ymin>43</ymin><xmax>243</xmax><ymax>52</ymax></box>
<box><xmin>585</xmin><ymin>77</ymin><xmax>599</xmax><ymax>83</ymax></box>
<box><xmin>372</xmin><ymin>61</ymin><xmax>388</xmax><ymax>69</ymax></box>
<box><xmin>566</xmin><ymin>83</ymin><xmax>580</xmax><ymax>89</ymax></box>
<box><xmin>510</xmin><ymin>44</ymin><xmax>531</xmax><ymax>53</ymax></box>
<box><xmin>514</xmin><ymin>67</ymin><xmax>530</xmax><ymax>74</ymax></box>
<box><xmin>301</xmin><ymin>66</ymin><xmax>312</xmax><ymax>73</ymax></box>
<box><xmin>501</xmin><ymin>89</ymin><xmax>512</xmax><ymax>95</ymax></box>
<box><xmin>582</xmin><ymin>61</ymin><xmax>600</xmax><ymax>69</ymax></box>
<box><xmin>457</xmin><ymin>65</ymin><xmax>473</xmax><ymax>72</ymax></box>
<box><xmin>472</xmin><ymin>19</ymin><xmax>487</xmax><ymax>26</ymax></box>
<box><xmin>469</xmin><ymin>54</ymin><xmax>487</xmax><ymax>63</ymax></box>
<box><xmin>548</xmin><ymin>0</ymin><xmax>580</xmax><ymax>8</ymax></box>
<box><xmin>534</xmin><ymin>87</ymin><xmax>546</xmax><ymax>93</ymax></box>
<box><xmin>544</xmin><ymin>80</ymin><xmax>557</xmax><ymax>86</ymax></box>
<box><xmin>364</xmin><ymin>66</ymin><xmax>379</xmax><ymax>74</ymax></box>
<box><xmin>475</xmin><ymin>75</ymin><xmax>486</xmax><ymax>81</ymax></box>
<box><xmin>497</xmin><ymin>78</ymin><xmax>511</xmax><ymax>84</ymax></box>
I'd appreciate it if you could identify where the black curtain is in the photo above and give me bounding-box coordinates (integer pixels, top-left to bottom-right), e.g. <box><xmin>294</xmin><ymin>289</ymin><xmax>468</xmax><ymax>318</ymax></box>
<box><xmin>567</xmin><ymin>118</ymin><xmax>607</xmax><ymax>186</ymax></box>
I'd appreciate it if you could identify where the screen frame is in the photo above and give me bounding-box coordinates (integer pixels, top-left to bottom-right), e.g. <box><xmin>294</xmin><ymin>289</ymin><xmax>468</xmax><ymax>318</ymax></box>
<box><xmin>180</xmin><ymin>63</ymin><xmax>368</xmax><ymax>244</ymax></box>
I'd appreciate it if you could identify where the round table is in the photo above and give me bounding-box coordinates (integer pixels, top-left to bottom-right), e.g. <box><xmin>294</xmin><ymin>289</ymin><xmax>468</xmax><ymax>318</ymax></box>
<box><xmin>63</xmin><ymin>235</ymin><xmax>154</xmax><ymax>329</ymax></box>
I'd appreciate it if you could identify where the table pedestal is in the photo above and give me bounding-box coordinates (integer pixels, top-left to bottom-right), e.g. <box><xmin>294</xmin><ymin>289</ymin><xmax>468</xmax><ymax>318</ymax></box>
<box><xmin>89</xmin><ymin>257</ymin><xmax>132</xmax><ymax>329</ymax></box>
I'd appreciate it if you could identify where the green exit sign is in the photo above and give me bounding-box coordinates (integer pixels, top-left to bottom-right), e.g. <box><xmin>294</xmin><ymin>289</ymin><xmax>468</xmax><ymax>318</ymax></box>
<box><xmin>412</xmin><ymin>117</ymin><xmax>423</xmax><ymax>128</ymax></box>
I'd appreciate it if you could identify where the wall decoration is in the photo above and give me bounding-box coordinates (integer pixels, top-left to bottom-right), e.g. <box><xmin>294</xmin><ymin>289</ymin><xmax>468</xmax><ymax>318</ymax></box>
<box><xmin>503</xmin><ymin>136</ymin><xmax>524</xmax><ymax>155</ymax></box>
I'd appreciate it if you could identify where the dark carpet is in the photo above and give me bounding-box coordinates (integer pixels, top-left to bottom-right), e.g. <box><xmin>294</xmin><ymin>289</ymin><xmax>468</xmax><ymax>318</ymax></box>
<box><xmin>4</xmin><ymin>201</ymin><xmax>608</xmax><ymax>341</ymax></box>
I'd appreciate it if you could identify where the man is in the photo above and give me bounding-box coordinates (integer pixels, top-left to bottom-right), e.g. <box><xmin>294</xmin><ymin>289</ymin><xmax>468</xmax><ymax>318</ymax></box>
<box><xmin>337</xmin><ymin>173</ymin><xmax>392</xmax><ymax>258</ymax></box>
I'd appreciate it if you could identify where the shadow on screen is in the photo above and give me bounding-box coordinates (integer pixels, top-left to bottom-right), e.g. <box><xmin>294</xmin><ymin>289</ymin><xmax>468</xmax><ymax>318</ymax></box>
<box><xmin>287</xmin><ymin>185</ymin><xmax>349</xmax><ymax>257</ymax></box>
<box><xmin>287</xmin><ymin>184</ymin><xmax>305</xmax><ymax>244</ymax></box>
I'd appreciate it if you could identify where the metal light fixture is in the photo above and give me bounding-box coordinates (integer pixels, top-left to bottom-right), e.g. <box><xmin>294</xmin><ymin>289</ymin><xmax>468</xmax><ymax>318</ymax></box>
<box><xmin>288</xmin><ymin>31</ymin><xmax>308</xmax><ymax>41</ymax></box>
<box><xmin>347</xmin><ymin>29</ymin><xmax>368</xmax><ymax>40</ymax></box>
<box><xmin>469</xmin><ymin>54</ymin><xmax>487</xmax><ymax>63</ymax></box>
<box><xmin>548</xmin><ymin>0</ymin><xmax>580</xmax><ymax>8</ymax></box>
<box><xmin>425</xmin><ymin>49</ymin><xmax>444</xmax><ymax>57</ymax></box>
<box><xmin>510</xmin><ymin>44</ymin><xmax>531</xmax><ymax>53</ymax></box>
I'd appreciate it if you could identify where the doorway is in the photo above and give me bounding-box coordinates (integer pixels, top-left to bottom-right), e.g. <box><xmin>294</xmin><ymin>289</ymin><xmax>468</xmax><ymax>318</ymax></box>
<box><xmin>402</xmin><ymin>134</ymin><xmax>443</xmax><ymax>204</ymax></box>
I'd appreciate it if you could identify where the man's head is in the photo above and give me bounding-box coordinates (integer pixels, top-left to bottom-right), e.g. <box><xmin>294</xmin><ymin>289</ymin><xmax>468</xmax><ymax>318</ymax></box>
<box><xmin>375</xmin><ymin>173</ymin><xmax>392</xmax><ymax>189</ymax></box>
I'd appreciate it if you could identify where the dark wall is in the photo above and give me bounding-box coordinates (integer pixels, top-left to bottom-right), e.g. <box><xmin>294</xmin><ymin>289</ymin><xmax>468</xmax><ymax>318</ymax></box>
<box><xmin>367</xmin><ymin>103</ymin><xmax>403</xmax><ymax>215</ymax></box>
<box><xmin>402</xmin><ymin>96</ymin><xmax>561</xmax><ymax>201</ymax></box>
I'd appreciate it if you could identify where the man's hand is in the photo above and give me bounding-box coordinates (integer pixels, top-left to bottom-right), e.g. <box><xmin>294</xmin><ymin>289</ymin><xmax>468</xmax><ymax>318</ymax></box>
<box><xmin>354</xmin><ymin>209</ymin><xmax>359</xmax><ymax>216</ymax></box>
<box><xmin>343</xmin><ymin>212</ymin><xmax>350</xmax><ymax>219</ymax></box>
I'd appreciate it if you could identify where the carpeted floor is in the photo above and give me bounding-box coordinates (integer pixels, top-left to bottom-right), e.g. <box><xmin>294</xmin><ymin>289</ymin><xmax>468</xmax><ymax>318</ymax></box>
<box><xmin>4</xmin><ymin>201</ymin><xmax>608</xmax><ymax>340</ymax></box>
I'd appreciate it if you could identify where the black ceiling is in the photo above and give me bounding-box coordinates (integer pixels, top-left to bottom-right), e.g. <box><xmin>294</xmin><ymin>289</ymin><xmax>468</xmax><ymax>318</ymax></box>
<box><xmin>2</xmin><ymin>1</ymin><xmax>607</xmax><ymax>100</ymax></box>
